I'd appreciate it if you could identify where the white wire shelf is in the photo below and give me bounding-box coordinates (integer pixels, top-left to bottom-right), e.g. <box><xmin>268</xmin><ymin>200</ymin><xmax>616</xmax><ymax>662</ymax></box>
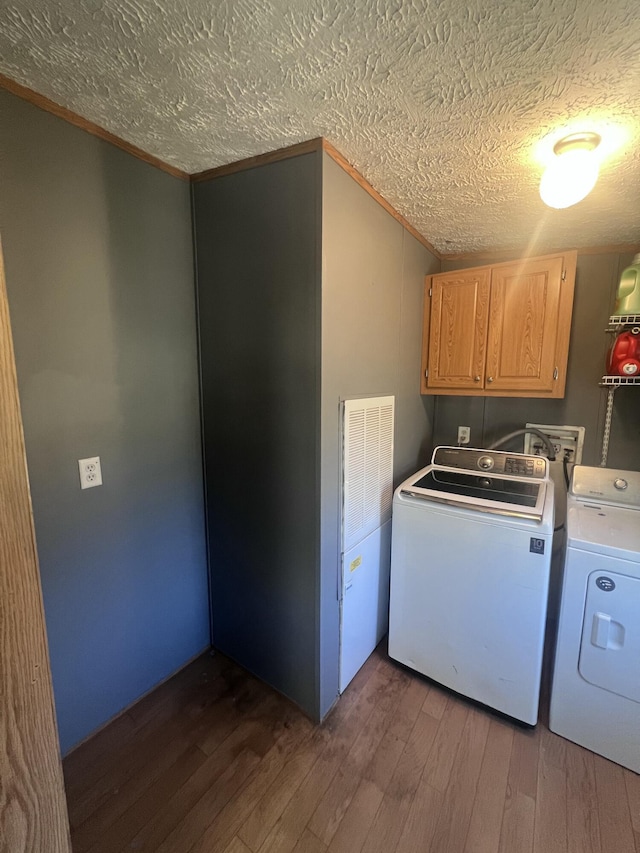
<box><xmin>608</xmin><ymin>314</ymin><xmax>640</xmax><ymax>326</ymax></box>
<box><xmin>600</xmin><ymin>375</ymin><xmax>640</xmax><ymax>386</ymax></box>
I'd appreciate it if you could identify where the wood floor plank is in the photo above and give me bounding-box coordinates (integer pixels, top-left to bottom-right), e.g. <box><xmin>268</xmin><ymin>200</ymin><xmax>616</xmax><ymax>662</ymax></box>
<box><xmin>498</xmin><ymin>725</ymin><xmax>539</xmax><ymax>853</ymax></box>
<box><xmin>359</xmin><ymin>710</ymin><xmax>440</xmax><ymax>853</ymax></box>
<box><xmin>421</xmin><ymin>697</ymin><xmax>469</xmax><ymax>793</ymax></box>
<box><xmin>594</xmin><ymin>753</ymin><xmax>636</xmax><ymax>853</ymax></box>
<box><xmin>84</xmin><ymin>744</ymin><xmax>208</xmax><ymax>853</ymax></box>
<box><xmin>124</xmin><ymin>717</ymin><xmax>267</xmax><ymax>852</ymax></box>
<box><xmin>253</xmin><ymin>752</ymin><xmax>341</xmax><ymax>852</ymax></box>
<box><xmin>564</xmin><ymin>741</ymin><xmax>601</xmax><ymax>853</ymax></box>
<box><xmin>193</xmin><ymin>672</ymin><xmax>278</xmax><ymax>756</ymax></box>
<box><xmin>187</xmin><ymin>707</ymin><xmax>315</xmax><ymax>853</ymax></box>
<box><xmin>383</xmin><ymin>673</ymin><xmax>430</xmax><ymax>743</ymax></box>
<box><xmin>428</xmin><ymin>706</ymin><xmax>491</xmax><ymax>853</ymax></box>
<box><xmin>292</xmin><ymin>828</ymin><xmax>328</xmax><ymax>853</ymax></box>
<box><xmin>88</xmin><ymin>687</ymin><xmax>293</xmax><ymax>853</ymax></box>
<box><xmin>126</xmin><ymin>652</ymin><xmax>227</xmax><ymax>727</ymax></box>
<box><xmin>75</xmin><ymin>679</ymin><xmax>269</xmax><ymax>845</ymax></box>
<box><xmin>533</xmin><ymin>727</ymin><xmax>568</xmax><ymax>853</ymax></box>
<box><xmin>463</xmin><ymin>717</ymin><xmax>514</xmax><ymax>853</ymax></box>
<box><xmin>326</xmin><ymin>779</ymin><xmax>384</xmax><ymax>853</ymax></box>
<box><xmin>626</xmin><ymin>770</ymin><xmax>640</xmax><ymax>833</ymax></box>
<box><xmin>362</xmin><ymin>678</ymin><xmax>412</xmax><ymax>792</ymax></box>
<box><xmin>388</xmin><ymin>711</ymin><xmax>441</xmax><ymax>801</ymax></box>
<box><xmin>499</xmin><ymin>788</ymin><xmax>535</xmax><ymax>853</ymax></box>
<box><xmin>154</xmin><ymin>747</ymin><xmax>261</xmax><ymax>853</ymax></box>
<box><xmin>224</xmin><ymin>836</ymin><xmax>254</xmax><ymax>853</ymax></box>
<box><xmin>240</xmin><ymin>662</ymin><xmax>389</xmax><ymax>853</ymax></box>
<box><xmin>94</xmin><ymin>694</ymin><xmax>304</xmax><ymax>853</ymax></box>
<box><xmin>306</xmin><ymin>765</ymin><xmax>361</xmax><ymax>846</ymax></box>
<box><xmin>394</xmin><ymin>779</ymin><xmax>443</xmax><ymax>853</ymax></box>
<box><xmin>66</xmin><ymin>657</ymin><xmax>251</xmax><ymax>826</ymax></box>
<box><xmin>63</xmin><ymin>656</ymin><xmax>214</xmax><ymax>788</ymax></box>
<box><xmin>421</xmin><ymin>683</ymin><xmax>448</xmax><ymax>721</ymax></box>
<box><xmin>147</xmin><ymin>691</ymin><xmax>298</xmax><ymax>853</ymax></box>
<box><xmin>225</xmin><ymin>730</ymin><xmax>328</xmax><ymax>851</ymax></box>
<box><xmin>308</xmin><ymin>666</ymin><xmax>405</xmax><ymax>845</ymax></box>
<box><xmin>72</xmin><ymin>738</ymin><xmax>202</xmax><ymax>851</ymax></box>
<box><xmin>362</xmin><ymin>725</ymin><xmax>405</xmax><ymax>793</ymax></box>
<box><xmin>513</xmin><ymin>725</ymin><xmax>540</xmax><ymax>800</ymax></box>
<box><xmin>63</xmin><ymin>652</ymin><xmax>225</xmax><ymax>801</ymax></box>
<box><xmin>62</xmin><ymin>711</ymin><xmax>137</xmax><ymax>790</ymax></box>
<box><xmin>256</xmin><ymin>676</ymin><xmax>389</xmax><ymax>853</ymax></box>
<box><xmin>237</xmin><ymin>727</ymin><xmax>332</xmax><ymax>851</ymax></box>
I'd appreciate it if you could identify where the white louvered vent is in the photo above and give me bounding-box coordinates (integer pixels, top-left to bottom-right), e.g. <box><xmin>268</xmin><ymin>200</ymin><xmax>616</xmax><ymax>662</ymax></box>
<box><xmin>342</xmin><ymin>396</ymin><xmax>395</xmax><ymax>554</ymax></box>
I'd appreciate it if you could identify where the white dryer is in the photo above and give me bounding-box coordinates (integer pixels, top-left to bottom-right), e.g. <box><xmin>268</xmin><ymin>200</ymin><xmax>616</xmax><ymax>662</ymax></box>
<box><xmin>550</xmin><ymin>465</ymin><xmax>640</xmax><ymax>773</ymax></box>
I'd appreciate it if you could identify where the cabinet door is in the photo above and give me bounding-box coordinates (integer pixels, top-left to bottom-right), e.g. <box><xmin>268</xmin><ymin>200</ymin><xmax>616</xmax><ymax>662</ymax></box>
<box><xmin>485</xmin><ymin>257</ymin><xmax>563</xmax><ymax>393</ymax></box>
<box><xmin>427</xmin><ymin>269</ymin><xmax>491</xmax><ymax>389</ymax></box>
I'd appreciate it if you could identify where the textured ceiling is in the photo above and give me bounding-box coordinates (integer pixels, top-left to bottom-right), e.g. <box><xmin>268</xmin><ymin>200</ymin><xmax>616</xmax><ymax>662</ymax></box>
<box><xmin>1</xmin><ymin>0</ymin><xmax>639</xmax><ymax>254</ymax></box>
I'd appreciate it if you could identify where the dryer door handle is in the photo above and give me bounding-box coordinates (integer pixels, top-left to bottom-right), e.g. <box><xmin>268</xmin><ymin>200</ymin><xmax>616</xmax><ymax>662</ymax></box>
<box><xmin>591</xmin><ymin>611</ymin><xmax>625</xmax><ymax>650</ymax></box>
<box><xmin>591</xmin><ymin>612</ymin><xmax>611</xmax><ymax>649</ymax></box>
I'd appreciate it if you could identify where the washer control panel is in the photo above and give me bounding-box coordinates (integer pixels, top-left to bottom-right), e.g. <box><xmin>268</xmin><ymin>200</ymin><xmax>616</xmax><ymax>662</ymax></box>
<box><xmin>432</xmin><ymin>446</ymin><xmax>548</xmax><ymax>478</ymax></box>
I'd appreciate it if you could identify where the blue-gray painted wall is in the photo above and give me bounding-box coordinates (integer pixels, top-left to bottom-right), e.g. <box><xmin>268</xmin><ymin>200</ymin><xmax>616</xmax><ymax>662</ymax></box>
<box><xmin>0</xmin><ymin>90</ymin><xmax>209</xmax><ymax>753</ymax></box>
<box><xmin>194</xmin><ymin>153</ymin><xmax>322</xmax><ymax>718</ymax></box>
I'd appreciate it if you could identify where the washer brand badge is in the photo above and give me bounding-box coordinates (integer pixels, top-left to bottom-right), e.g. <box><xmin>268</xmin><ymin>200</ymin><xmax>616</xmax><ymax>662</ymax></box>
<box><xmin>596</xmin><ymin>576</ymin><xmax>616</xmax><ymax>592</ymax></box>
<box><xmin>529</xmin><ymin>537</ymin><xmax>545</xmax><ymax>555</ymax></box>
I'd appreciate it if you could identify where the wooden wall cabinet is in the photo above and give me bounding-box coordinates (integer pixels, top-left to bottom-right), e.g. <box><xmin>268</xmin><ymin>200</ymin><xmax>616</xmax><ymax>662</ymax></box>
<box><xmin>421</xmin><ymin>251</ymin><xmax>577</xmax><ymax>398</ymax></box>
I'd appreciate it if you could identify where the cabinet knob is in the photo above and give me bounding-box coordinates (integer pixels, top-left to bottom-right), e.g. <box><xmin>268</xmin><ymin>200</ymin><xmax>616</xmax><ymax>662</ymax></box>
<box><xmin>474</xmin><ymin>375</ymin><xmax>480</xmax><ymax>382</ymax></box>
<box><xmin>487</xmin><ymin>376</ymin><xmax>494</xmax><ymax>383</ymax></box>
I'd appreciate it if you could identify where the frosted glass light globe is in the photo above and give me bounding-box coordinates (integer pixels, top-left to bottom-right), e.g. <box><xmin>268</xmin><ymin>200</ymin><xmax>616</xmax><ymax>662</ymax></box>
<box><xmin>539</xmin><ymin>148</ymin><xmax>600</xmax><ymax>209</ymax></box>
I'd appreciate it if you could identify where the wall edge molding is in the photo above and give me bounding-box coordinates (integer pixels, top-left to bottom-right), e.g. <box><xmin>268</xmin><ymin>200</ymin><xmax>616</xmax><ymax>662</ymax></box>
<box><xmin>0</xmin><ymin>73</ymin><xmax>189</xmax><ymax>181</ymax></box>
<box><xmin>442</xmin><ymin>243</ymin><xmax>640</xmax><ymax>263</ymax></box>
<box><xmin>190</xmin><ymin>138</ymin><xmax>324</xmax><ymax>182</ymax></box>
<box><xmin>321</xmin><ymin>139</ymin><xmax>441</xmax><ymax>259</ymax></box>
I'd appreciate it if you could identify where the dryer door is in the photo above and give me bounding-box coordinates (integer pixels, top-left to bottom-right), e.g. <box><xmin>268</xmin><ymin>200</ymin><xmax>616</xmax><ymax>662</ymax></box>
<box><xmin>579</xmin><ymin>569</ymin><xmax>640</xmax><ymax>703</ymax></box>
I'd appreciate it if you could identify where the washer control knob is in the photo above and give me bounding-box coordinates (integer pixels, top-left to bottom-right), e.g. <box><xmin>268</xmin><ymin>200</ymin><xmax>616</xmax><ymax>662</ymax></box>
<box><xmin>478</xmin><ymin>455</ymin><xmax>494</xmax><ymax>470</ymax></box>
<box><xmin>614</xmin><ymin>478</ymin><xmax>628</xmax><ymax>491</ymax></box>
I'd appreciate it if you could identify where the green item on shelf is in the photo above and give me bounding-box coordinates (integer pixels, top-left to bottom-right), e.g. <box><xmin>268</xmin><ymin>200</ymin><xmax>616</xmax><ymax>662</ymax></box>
<box><xmin>613</xmin><ymin>253</ymin><xmax>640</xmax><ymax>317</ymax></box>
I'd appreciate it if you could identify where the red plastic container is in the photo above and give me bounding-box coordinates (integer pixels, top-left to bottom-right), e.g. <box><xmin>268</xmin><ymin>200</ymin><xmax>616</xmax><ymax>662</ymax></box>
<box><xmin>607</xmin><ymin>327</ymin><xmax>640</xmax><ymax>376</ymax></box>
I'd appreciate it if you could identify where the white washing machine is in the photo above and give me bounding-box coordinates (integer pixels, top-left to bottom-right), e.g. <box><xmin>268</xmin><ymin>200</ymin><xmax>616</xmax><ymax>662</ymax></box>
<box><xmin>549</xmin><ymin>465</ymin><xmax>640</xmax><ymax>773</ymax></box>
<box><xmin>388</xmin><ymin>446</ymin><xmax>554</xmax><ymax>725</ymax></box>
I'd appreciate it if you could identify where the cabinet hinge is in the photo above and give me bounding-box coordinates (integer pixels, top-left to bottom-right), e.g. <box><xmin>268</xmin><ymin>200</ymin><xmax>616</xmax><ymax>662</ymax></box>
<box><xmin>553</xmin><ymin>366</ymin><xmax>559</xmax><ymax>380</ymax></box>
<box><xmin>561</xmin><ymin>269</ymin><xmax>566</xmax><ymax>281</ymax></box>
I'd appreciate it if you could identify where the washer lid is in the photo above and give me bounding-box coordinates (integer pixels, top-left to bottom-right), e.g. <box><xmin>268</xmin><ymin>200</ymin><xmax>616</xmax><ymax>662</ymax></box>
<box><xmin>400</xmin><ymin>464</ymin><xmax>548</xmax><ymax>521</ymax></box>
<box><xmin>567</xmin><ymin>501</ymin><xmax>640</xmax><ymax>561</ymax></box>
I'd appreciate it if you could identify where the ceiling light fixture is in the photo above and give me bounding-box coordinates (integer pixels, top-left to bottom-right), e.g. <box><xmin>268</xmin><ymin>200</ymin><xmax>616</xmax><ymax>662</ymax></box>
<box><xmin>539</xmin><ymin>132</ymin><xmax>602</xmax><ymax>209</ymax></box>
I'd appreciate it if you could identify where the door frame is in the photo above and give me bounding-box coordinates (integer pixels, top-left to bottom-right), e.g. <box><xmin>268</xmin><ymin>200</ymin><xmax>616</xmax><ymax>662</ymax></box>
<box><xmin>0</xmin><ymin>238</ymin><xmax>72</xmax><ymax>852</ymax></box>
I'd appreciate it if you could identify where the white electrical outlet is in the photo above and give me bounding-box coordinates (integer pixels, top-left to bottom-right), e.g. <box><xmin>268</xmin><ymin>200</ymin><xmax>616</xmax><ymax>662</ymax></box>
<box><xmin>524</xmin><ymin>424</ymin><xmax>585</xmax><ymax>464</ymax></box>
<box><xmin>79</xmin><ymin>456</ymin><xmax>103</xmax><ymax>489</ymax></box>
<box><xmin>457</xmin><ymin>426</ymin><xmax>471</xmax><ymax>445</ymax></box>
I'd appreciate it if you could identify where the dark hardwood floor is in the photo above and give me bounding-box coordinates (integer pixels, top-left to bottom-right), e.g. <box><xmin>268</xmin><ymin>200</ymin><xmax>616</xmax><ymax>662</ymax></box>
<box><xmin>63</xmin><ymin>645</ymin><xmax>640</xmax><ymax>853</ymax></box>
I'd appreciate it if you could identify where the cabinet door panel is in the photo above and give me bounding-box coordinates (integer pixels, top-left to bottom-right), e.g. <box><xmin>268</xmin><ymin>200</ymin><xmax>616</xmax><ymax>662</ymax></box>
<box><xmin>428</xmin><ymin>270</ymin><xmax>491</xmax><ymax>388</ymax></box>
<box><xmin>486</xmin><ymin>257</ymin><xmax>563</xmax><ymax>392</ymax></box>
